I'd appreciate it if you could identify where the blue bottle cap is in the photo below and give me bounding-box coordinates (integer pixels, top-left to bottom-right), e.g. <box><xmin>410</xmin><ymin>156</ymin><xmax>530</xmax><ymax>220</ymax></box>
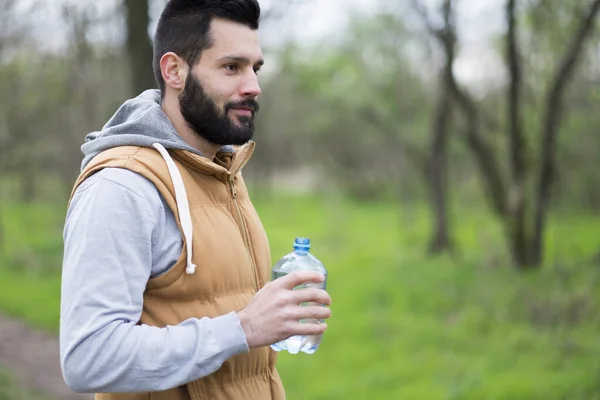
<box><xmin>294</xmin><ymin>238</ymin><xmax>310</xmax><ymax>246</ymax></box>
<box><xmin>293</xmin><ymin>237</ymin><xmax>311</xmax><ymax>252</ymax></box>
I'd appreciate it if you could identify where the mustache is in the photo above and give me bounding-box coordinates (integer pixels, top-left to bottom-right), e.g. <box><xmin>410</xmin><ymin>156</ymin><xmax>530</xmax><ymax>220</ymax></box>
<box><xmin>224</xmin><ymin>99</ymin><xmax>260</xmax><ymax>114</ymax></box>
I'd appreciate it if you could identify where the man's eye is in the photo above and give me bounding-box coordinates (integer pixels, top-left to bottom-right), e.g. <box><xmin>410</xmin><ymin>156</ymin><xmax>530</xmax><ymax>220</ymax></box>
<box><xmin>225</xmin><ymin>64</ymin><xmax>238</xmax><ymax>72</ymax></box>
<box><xmin>253</xmin><ymin>67</ymin><xmax>261</xmax><ymax>75</ymax></box>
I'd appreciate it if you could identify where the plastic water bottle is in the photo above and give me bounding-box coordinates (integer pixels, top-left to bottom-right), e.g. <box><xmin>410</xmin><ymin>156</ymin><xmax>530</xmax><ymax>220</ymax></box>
<box><xmin>270</xmin><ymin>237</ymin><xmax>328</xmax><ymax>355</ymax></box>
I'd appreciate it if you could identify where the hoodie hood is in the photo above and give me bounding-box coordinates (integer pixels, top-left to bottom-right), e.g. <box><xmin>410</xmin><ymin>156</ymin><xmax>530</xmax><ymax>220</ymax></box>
<box><xmin>81</xmin><ymin>89</ymin><xmax>234</xmax><ymax>170</ymax></box>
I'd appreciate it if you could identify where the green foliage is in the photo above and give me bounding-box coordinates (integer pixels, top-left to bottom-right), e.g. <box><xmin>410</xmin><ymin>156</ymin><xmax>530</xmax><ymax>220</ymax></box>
<box><xmin>255</xmin><ymin>12</ymin><xmax>437</xmax><ymax>200</ymax></box>
<box><xmin>0</xmin><ymin>196</ymin><xmax>599</xmax><ymax>399</ymax></box>
<box><xmin>0</xmin><ymin>43</ymin><xmax>130</xmax><ymax>196</ymax></box>
<box><xmin>254</xmin><ymin>6</ymin><xmax>600</xmax><ymax>209</ymax></box>
<box><xmin>2</xmin><ymin>5</ymin><xmax>598</xmax><ymax>209</ymax></box>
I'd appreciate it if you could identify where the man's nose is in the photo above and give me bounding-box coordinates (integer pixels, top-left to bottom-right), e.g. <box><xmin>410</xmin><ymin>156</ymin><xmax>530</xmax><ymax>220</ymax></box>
<box><xmin>240</xmin><ymin>69</ymin><xmax>261</xmax><ymax>98</ymax></box>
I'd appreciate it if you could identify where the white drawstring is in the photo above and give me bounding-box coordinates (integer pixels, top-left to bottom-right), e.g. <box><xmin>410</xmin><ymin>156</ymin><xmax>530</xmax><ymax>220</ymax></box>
<box><xmin>152</xmin><ymin>143</ymin><xmax>196</xmax><ymax>275</ymax></box>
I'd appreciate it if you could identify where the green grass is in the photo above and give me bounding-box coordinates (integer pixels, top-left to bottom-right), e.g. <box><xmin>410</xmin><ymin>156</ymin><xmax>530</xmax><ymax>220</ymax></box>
<box><xmin>0</xmin><ymin>369</ymin><xmax>49</xmax><ymax>400</ymax></box>
<box><xmin>1</xmin><ymin>194</ymin><xmax>600</xmax><ymax>399</ymax></box>
<box><xmin>0</xmin><ymin>202</ymin><xmax>64</xmax><ymax>333</ymax></box>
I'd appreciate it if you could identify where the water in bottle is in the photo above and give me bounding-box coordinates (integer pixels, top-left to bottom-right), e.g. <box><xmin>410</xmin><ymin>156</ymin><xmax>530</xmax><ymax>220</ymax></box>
<box><xmin>270</xmin><ymin>237</ymin><xmax>328</xmax><ymax>355</ymax></box>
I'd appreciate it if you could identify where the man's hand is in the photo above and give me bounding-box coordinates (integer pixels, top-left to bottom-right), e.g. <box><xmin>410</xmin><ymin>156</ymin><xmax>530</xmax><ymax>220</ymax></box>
<box><xmin>237</xmin><ymin>271</ymin><xmax>332</xmax><ymax>348</ymax></box>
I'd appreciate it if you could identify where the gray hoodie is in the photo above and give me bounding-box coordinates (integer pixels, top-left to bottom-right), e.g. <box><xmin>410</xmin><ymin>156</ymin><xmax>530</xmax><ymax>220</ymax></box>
<box><xmin>60</xmin><ymin>90</ymin><xmax>249</xmax><ymax>393</ymax></box>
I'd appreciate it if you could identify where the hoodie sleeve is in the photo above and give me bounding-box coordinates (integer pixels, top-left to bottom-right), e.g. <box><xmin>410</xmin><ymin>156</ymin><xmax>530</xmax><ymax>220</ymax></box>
<box><xmin>60</xmin><ymin>168</ymin><xmax>249</xmax><ymax>393</ymax></box>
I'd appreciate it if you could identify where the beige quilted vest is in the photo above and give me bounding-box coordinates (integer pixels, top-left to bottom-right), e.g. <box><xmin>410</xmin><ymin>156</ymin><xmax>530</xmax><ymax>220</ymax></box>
<box><xmin>70</xmin><ymin>142</ymin><xmax>285</xmax><ymax>400</ymax></box>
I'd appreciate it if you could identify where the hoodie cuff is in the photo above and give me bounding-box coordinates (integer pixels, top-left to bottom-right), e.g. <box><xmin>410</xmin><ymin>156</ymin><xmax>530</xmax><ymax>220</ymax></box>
<box><xmin>213</xmin><ymin>312</ymin><xmax>250</xmax><ymax>356</ymax></box>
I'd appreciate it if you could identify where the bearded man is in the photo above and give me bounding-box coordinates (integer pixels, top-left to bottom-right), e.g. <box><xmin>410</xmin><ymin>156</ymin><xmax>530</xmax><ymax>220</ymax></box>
<box><xmin>59</xmin><ymin>1</ymin><xmax>331</xmax><ymax>399</ymax></box>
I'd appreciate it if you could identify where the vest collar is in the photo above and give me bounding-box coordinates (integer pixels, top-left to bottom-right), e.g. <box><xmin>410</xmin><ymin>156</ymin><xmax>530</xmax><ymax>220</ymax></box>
<box><xmin>170</xmin><ymin>140</ymin><xmax>255</xmax><ymax>182</ymax></box>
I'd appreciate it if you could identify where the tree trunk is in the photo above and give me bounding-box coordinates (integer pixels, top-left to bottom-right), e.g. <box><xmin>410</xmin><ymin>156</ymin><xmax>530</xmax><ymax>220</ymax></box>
<box><xmin>505</xmin><ymin>0</ymin><xmax>531</xmax><ymax>268</ymax></box>
<box><xmin>19</xmin><ymin>164</ymin><xmax>36</xmax><ymax>202</ymax></box>
<box><xmin>0</xmin><ymin>143</ymin><xmax>5</xmax><ymax>261</ymax></box>
<box><xmin>124</xmin><ymin>0</ymin><xmax>155</xmax><ymax>96</ymax></box>
<box><xmin>428</xmin><ymin>0</ymin><xmax>455</xmax><ymax>255</ymax></box>
<box><xmin>428</xmin><ymin>88</ymin><xmax>453</xmax><ymax>254</ymax></box>
<box><xmin>0</xmin><ymin>204</ymin><xmax>5</xmax><ymax>262</ymax></box>
<box><xmin>531</xmin><ymin>0</ymin><xmax>600</xmax><ymax>265</ymax></box>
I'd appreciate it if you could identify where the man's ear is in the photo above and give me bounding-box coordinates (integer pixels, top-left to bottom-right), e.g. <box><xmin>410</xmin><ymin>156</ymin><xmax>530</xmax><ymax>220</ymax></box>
<box><xmin>160</xmin><ymin>52</ymin><xmax>189</xmax><ymax>91</ymax></box>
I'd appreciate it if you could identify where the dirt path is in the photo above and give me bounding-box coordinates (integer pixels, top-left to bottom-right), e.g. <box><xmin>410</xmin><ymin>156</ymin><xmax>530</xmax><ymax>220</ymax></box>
<box><xmin>0</xmin><ymin>314</ymin><xmax>92</xmax><ymax>400</ymax></box>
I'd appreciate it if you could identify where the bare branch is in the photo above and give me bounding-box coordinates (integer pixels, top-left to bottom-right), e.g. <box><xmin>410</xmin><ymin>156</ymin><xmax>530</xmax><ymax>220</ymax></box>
<box><xmin>261</xmin><ymin>0</ymin><xmax>311</xmax><ymax>23</ymax></box>
<box><xmin>360</xmin><ymin>107</ymin><xmax>428</xmax><ymax>171</ymax></box>
<box><xmin>506</xmin><ymin>0</ymin><xmax>526</xmax><ymax>197</ymax></box>
<box><xmin>410</xmin><ymin>0</ymin><xmax>446</xmax><ymax>43</ymax></box>
<box><xmin>411</xmin><ymin>0</ymin><xmax>499</xmax><ymax>136</ymax></box>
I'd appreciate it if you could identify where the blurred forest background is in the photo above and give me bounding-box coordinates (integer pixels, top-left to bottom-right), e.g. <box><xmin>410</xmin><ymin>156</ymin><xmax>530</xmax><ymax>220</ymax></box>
<box><xmin>0</xmin><ymin>0</ymin><xmax>599</xmax><ymax>399</ymax></box>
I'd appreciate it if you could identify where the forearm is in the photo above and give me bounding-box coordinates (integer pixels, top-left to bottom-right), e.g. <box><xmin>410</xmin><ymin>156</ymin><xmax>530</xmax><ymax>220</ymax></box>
<box><xmin>60</xmin><ymin>312</ymin><xmax>248</xmax><ymax>393</ymax></box>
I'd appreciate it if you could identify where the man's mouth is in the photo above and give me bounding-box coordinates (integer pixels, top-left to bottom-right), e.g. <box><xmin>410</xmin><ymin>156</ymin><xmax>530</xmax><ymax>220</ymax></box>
<box><xmin>230</xmin><ymin>107</ymin><xmax>254</xmax><ymax>117</ymax></box>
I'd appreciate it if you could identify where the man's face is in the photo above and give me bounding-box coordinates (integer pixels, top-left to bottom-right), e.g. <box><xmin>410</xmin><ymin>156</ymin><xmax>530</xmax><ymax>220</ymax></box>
<box><xmin>179</xmin><ymin>18</ymin><xmax>263</xmax><ymax>146</ymax></box>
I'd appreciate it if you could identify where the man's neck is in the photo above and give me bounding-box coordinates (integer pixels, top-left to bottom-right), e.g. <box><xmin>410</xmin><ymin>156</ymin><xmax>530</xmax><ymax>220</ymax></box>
<box><xmin>161</xmin><ymin>95</ymin><xmax>221</xmax><ymax>161</ymax></box>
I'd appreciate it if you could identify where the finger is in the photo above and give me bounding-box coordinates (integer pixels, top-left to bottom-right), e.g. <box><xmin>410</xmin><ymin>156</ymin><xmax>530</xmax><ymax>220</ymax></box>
<box><xmin>292</xmin><ymin>288</ymin><xmax>332</xmax><ymax>306</ymax></box>
<box><xmin>287</xmin><ymin>321</ymin><xmax>328</xmax><ymax>336</ymax></box>
<box><xmin>274</xmin><ymin>270</ymin><xmax>325</xmax><ymax>290</ymax></box>
<box><xmin>291</xmin><ymin>305</ymin><xmax>332</xmax><ymax>320</ymax></box>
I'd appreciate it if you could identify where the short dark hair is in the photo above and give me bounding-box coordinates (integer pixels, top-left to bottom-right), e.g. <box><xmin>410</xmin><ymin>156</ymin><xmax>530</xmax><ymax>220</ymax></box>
<box><xmin>153</xmin><ymin>0</ymin><xmax>261</xmax><ymax>93</ymax></box>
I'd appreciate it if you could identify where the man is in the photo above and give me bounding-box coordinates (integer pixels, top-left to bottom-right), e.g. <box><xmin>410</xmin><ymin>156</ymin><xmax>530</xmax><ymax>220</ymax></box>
<box><xmin>59</xmin><ymin>1</ymin><xmax>332</xmax><ymax>399</ymax></box>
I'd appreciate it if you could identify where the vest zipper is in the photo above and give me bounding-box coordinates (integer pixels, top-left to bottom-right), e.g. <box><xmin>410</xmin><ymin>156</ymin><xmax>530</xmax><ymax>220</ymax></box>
<box><xmin>230</xmin><ymin>178</ymin><xmax>260</xmax><ymax>291</ymax></box>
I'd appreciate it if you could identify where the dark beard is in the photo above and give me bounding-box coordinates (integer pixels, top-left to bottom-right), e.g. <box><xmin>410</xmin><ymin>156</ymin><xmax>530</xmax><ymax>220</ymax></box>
<box><xmin>178</xmin><ymin>72</ymin><xmax>259</xmax><ymax>146</ymax></box>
